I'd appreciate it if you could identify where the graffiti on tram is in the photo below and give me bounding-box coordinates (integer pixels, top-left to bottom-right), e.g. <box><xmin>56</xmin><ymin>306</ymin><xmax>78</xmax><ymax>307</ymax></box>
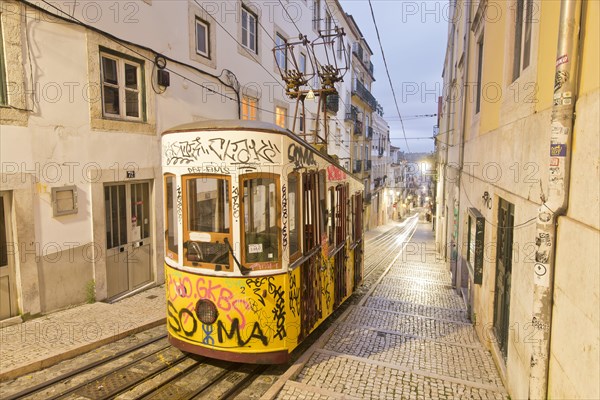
<box><xmin>166</xmin><ymin>271</ymin><xmax>296</xmax><ymax>348</ymax></box>
<box><xmin>164</xmin><ymin>137</ymin><xmax>281</xmax><ymax>165</ymax></box>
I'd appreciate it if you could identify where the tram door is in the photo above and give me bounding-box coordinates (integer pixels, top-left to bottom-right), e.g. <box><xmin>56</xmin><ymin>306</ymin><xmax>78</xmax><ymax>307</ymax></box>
<box><xmin>105</xmin><ymin>182</ymin><xmax>152</xmax><ymax>300</ymax></box>
<box><xmin>333</xmin><ymin>184</ymin><xmax>348</xmax><ymax>308</ymax></box>
<box><xmin>0</xmin><ymin>193</ymin><xmax>17</xmax><ymax>320</ymax></box>
<box><xmin>300</xmin><ymin>171</ymin><xmax>322</xmax><ymax>339</ymax></box>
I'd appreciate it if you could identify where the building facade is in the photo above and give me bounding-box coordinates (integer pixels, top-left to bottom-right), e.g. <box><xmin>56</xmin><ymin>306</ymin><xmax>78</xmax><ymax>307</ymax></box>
<box><xmin>0</xmin><ymin>0</ymin><xmax>389</xmax><ymax>322</ymax></box>
<box><xmin>435</xmin><ymin>0</ymin><xmax>599</xmax><ymax>398</ymax></box>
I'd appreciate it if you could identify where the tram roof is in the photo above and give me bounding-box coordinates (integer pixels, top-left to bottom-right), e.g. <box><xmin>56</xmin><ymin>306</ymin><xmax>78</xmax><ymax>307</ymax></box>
<box><xmin>162</xmin><ymin>119</ymin><xmax>361</xmax><ymax>183</ymax></box>
<box><xmin>162</xmin><ymin>119</ymin><xmax>290</xmax><ymax>136</ymax></box>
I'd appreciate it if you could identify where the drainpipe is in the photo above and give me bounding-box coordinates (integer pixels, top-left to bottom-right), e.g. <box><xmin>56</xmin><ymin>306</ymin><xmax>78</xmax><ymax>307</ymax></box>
<box><xmin>529</xmin><ymin>1</ymin><xmax>582</xmax><ymax>398</ymax></box>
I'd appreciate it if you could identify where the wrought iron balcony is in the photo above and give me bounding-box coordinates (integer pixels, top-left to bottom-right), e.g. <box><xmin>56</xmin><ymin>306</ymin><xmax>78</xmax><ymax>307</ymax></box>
<box><xmin>364</xmin><ymin>160</ymin><xmax>372</xmax><ymax>171</ymax></box>
<box><xmin>352</xmin><ymin>79</ymin><xmax>378</xmax><ymax>111</ymax></box>
<box><xmin>345</xmin><ymin>105</ymin><xmax>358</xmax><ymax>121</ymax></box>
<box><xmin>364</xmin><ymin>193</ymin><xmax>372</xmax><ymax>204</ymax></box>
<box><xmin>353</xmin><ymin>160</ymin><xmax>362</xmax><ymax>173</ymax></box>
<box><xmin>352</xmin><ymin>44</ymin><xmax>364</xmax><ymax>62</ymax></box>
<box><xmin>366</xmin><ymin>126</ymin><xmax>373</xmax><ymax>140</ymax></box>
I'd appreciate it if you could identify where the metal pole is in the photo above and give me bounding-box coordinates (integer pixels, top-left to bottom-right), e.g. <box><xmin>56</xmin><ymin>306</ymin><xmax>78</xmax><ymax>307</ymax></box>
<box><xmin>529</xmin><ymin>1</ymin><xmax>582</xmax><ymax>398</ymax></box>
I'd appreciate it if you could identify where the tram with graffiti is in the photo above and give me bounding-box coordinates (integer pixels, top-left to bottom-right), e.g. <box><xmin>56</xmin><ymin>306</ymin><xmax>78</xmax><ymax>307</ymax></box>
<box><xmin>162</xmin><ymin>120</ymin><xmax>364</xmax><ymax>363</ymax></box>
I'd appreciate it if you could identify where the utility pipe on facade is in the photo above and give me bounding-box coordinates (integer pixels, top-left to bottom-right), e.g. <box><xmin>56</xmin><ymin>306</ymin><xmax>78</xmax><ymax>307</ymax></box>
<box><xmin>529</xmin><ymin>1</ymin><xmax>582</xmax><ymax>398</ymax></box>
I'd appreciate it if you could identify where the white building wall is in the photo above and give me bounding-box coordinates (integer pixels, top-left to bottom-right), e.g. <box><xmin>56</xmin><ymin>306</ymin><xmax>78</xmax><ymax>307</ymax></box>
<box><xmin>1</xmin><ymin>0</ymin><xmax>381</xmax><ymax>316</ymax></box>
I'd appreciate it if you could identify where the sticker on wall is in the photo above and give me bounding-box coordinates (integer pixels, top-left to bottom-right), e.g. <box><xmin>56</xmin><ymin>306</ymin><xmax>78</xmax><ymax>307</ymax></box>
<box><xmin>550</xmin><ymin>144</ymin><xmax>567</xmax><ymax>157</ymax></box>
<box><xmin>248</xmin><ymin>244</ymin><xmax>263</xmax><ymax>254</ymax></box>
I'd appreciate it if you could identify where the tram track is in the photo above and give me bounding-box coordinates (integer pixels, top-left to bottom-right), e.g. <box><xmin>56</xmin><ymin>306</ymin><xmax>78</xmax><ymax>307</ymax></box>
<box><xmin>363</xmin><ymin>214</ymin><xmax>419</xmax><ymax>282</ymax></box>
<box><xmin>1</xmin><ymin>328</ymin><xmax>269</xmax><ymax>400</ymax></box>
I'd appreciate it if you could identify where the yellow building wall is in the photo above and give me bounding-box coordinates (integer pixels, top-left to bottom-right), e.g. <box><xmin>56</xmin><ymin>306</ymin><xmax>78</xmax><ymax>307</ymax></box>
<box><xmin>478</xmin><ymin>1</ymin><xmax>506</xmax><ymax>136</ymax></box>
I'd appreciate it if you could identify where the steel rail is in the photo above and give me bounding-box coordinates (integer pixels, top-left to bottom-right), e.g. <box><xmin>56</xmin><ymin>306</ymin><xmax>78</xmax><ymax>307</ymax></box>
<box><xmin>2</xmin><ymin>332</ymin><xmax>168</xmax><ymax>400</ymax></box>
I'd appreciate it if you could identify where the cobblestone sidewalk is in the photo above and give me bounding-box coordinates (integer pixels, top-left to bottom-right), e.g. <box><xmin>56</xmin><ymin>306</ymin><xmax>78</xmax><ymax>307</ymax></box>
<box><xmin>0</xmin><ymin>285</ymin><xmax>165</xmax><ymax>382</ymax></box>
<box><xmin>262</xmin><ymin>223</ymin><xmax>508</xmax><ymax>400</ymax></box>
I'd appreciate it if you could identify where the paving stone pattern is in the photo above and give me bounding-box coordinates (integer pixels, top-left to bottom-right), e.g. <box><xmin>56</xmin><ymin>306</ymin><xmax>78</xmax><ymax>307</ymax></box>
<box><xmin>326</xmin><ymin>325</ymin><xmax>503</xmax><ymax>387</ymax></box>
<box><xmin>365</xmin><ymin>298</ymin><xmax>470</xmax><ymax>324</ymax></box>
<box><xmin>343</xmin><ymin>307</ymin><xmax>480</xmax><ymax>346</ymax></box>
<box><xmin>296</xmin><ymin>351</ymin><xmax>506</xmax><ymax>400</ymax></box>
<box><xmin>273</xmin><ymin>224</ymin><xmax>507</xmax><ymax>399</ymax></box>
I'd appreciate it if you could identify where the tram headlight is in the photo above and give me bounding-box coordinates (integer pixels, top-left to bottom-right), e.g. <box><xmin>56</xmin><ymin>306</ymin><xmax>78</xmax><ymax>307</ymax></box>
<box><xmin>195</xmin><ymin>299</ymin><xmax>219</xmax><ymax>324</ymax></box>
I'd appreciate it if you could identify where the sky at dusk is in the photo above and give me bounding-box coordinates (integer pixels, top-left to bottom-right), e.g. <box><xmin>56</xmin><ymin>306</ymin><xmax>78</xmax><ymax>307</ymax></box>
<box><xmin>340</xmin><ymin>0</ymin><xmax>448</xmax><ymax>154</ymax></box>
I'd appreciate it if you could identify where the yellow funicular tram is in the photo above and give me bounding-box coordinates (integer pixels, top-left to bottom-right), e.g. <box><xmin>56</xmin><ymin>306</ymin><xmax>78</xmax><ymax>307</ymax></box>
<box><xmin>162</xmin><ymin>120</ymin><xmax>364</xmax><ymax>363</ymax></box>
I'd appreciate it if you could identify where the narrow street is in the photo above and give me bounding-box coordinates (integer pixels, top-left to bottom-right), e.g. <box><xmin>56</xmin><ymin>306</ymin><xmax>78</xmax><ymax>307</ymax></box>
<box><xmin>264</xmin><ymin>222</ymin><xmax>508</xmax><ymax>400</ymax></box>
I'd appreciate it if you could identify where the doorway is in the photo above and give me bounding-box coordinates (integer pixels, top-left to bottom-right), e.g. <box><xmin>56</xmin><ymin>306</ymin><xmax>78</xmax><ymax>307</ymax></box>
<box><xmin>104</xmin><ymin>182</ymin><xmax>153</xmax><ymax>300</ymax></box>
<box><xmin>493</xmin><ymin>197</ymin><xmax>514</xmax><ymax>360</ymax></box>
<box><xmin>0</xmin><ymin>192</ymin><xmax>17</xmax><ymax>320</ymax></box>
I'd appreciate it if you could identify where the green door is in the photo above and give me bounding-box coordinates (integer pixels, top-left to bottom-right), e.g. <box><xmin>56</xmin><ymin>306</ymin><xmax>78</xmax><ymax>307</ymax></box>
<box><xmin>493</xmin><ymin>198</ymin><xmax>514</xmax><ymax>360</ymax></box>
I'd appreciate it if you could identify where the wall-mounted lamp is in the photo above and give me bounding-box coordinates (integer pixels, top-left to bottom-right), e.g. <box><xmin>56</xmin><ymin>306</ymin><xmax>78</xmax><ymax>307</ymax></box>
<box><xmin>482</xmin><ymin>191</ymin><xmax>492</xmax><ymax>209</ymax></box>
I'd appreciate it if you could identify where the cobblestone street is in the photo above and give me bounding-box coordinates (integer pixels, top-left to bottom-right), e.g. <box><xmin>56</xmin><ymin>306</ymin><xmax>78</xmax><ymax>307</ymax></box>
<box><xmin>264</xmin><ymin>223</ymin><xmax>508</xmax><ymax>399</ymax></box>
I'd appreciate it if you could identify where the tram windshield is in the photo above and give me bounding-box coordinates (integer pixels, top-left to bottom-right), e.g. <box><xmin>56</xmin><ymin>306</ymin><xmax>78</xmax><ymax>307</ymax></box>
<box><xmin>184</xmin><ymin>176</ymin><xmax>231</xmax><ymax>267</ymax></box>
<box><xmin>242</xmin><ymin>175</ymin><xmax>279</xmax><ymax>265</ymax></box>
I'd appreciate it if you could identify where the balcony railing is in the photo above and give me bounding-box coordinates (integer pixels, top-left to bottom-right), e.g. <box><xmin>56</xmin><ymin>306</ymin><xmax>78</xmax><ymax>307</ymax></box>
<box><xmin>364</xmin><ymin>193</ymin><xmax>372</xmax><ymax>204</ymax></box>
<box><xmin>352</xmin><ymin>44</ymin><xmax>364</xmax><ymax>62</ymax></box>
<box><xmin>345</xmin><ymin>105</ymin><xmax>358</xmax><ymax>121</ymax></box>
<box><xmin>353</xmin><ymin>120</ymin><xmax>363</xmax><ymax>136</ymax></box>
<box><xmin>353</xmin><ymin>160</ymin><xmax>362</xmax><ymax>173</ymax></box>
<box><xmin>366</xmin><ymin>126</ymin><xmax>373</xmax><ymax>140</ymax></box>
<box><xmin>352</xmin><ymin>79</ymin><xmax>378</xmax><ymax>111</ymax></box>
<box><xmin>365</xmin><ymin>160</ymin><xmax>372</xmax><ymax>171</ymax></box>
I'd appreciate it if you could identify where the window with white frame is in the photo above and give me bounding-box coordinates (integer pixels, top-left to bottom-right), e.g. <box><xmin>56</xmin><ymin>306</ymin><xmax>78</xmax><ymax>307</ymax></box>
<box><xmin>195</xmin><ymin>18</ymin><xmax>210</xmax><ymax>58</ymax></box>
<box><xmin>242</xmin><ymin>95</ymin><xmax>257</xmax><ymax>120</ymax></box>
<box><xmin>275</xmin><ymin>33</ymin><xmax>287</xmax><ymax>69</ymax></box>
<box><xmin>475</xmin><ymin>33</ymin><xmax>484</xmax><ymax>114</ymax></box>
<box><xmin>325</xmin><ymin>11</ymin><xmax>332</xmax><ymax>33</ymax></box>
<box><xmin>313</xmin><ymin>0</ymin><xmax>320</xmax><ymax>31</ymax></box>
<box><xmin>101</xmin><ymin>52</ymin><xmax>143</xmax><ymax>120</ymax></box>
<box><xmin>241</xmin><ymin>6</ymin><xmax>257</xmax><ymax>53</ymax></box>
<box><xmin>275</xmin><ymin>106</ymin><xmax>286</xmax><ymax>128</ymax></box>
<box><xmin>512</xmin><ymin>0</ymin><xmax>533</xmax><ymax>81</ymax></box>
<box><xmin>299</xmin><ymin>52</ymin><xmax>306</xmax><ymax>74</ymax></box>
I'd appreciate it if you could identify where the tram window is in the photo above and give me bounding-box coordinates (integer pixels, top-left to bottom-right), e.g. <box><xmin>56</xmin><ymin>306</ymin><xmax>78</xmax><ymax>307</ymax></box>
<box><xmin>303</xmin><ymin>172</ymin><xmax>318</xmax><ymax>251</ymax></box>
<box><xmin>165</xmin><ymin>175</ymin><xmax>179</xmax><ymax>260</ymax></box>
<box><xmin>318</xmin><ymin>170</ymin><xmax>327</xmax><ymax>239</ymax></box>
<box><xmin>328</xmin><ymin>187</ymin><xmax>335</xmax><ymax>246</ymax></box>
<box><xmin>242</xmin><ymin>175</ymin><xmax>280</xmax><ymax>265</ymax></box>
<box><xmin>288</xmin><ymin>173</ymin><xmax>301</xmax><ymax>259</ymax></box>
<box><xmin>184</xmin><ymin>176</ymin><xmax>231</xmax><ymax>267</ymax></box>
<box><xmin>350</xmin><ymin>195</ymin><xmax>355</xmax><ymax>242</ymax></box>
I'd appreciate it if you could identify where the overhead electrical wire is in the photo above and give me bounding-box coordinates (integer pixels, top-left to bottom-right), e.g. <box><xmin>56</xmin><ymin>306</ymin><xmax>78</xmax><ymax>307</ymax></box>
<box><xmin>366</xmin><ymin>0</ymin><xmax>410</xmax><ymax>153</ymax></box>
